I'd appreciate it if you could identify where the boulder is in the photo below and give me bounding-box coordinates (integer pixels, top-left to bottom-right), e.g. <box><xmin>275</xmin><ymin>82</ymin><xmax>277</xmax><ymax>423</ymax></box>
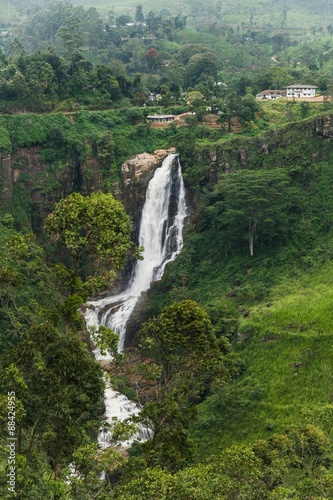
<box><xmin>121</xmin><ymin>148</ymin><xmax>176</xmax><ymax>187</ymax></box>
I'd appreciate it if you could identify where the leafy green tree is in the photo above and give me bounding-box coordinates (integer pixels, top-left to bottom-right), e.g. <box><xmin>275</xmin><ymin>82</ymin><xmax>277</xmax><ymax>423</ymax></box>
<box><xmin>1</xmin><ymin>323</ymin><xmax>103</xmax><ymax>482</ymax></box>
<box><xmin>171</xmin><ymin>128</ymin><xmax>196</xmax><ymax>171</ymax></box>
<box><xmin>46</xmin><ymin>192</ymin><xmax>136</xmax><ymax>297</ymax></box>
<box><xmin>257</xmin><ymin>66</ymin><xmax>293</xmax><ymax>90</ymax></box>
<box><xmin>7</xmin><ymin>71</ymin><xmax>28</xmax><ymax>100</ymax></box>
<box><xmin>96</xmin><ymin>132</ymin><xmax>116</xmax><ymax>174</ymax></box>
<box><xmin>69</xmin><ymin>445</ymin><xmax>125</xmax><ymax>498</ymax></box>
<box><xmin>22</xmin><ymin>1</ymin><xmax>73</xmax><ymax>50</ymax></box>
<box><xmin>300</xmin><ymin>101</ymin><xmax>310</xmax><ymax>118</ymax></box>
<box><xmin>240</xmin><ymin>92</ymin><xmax>258</xmax><ymax>124</ymax></box>
<box><xmin>221</xmin><ymin>91</ymin><xmax>242</xmax><ymax>131</ymax></box>
<box><xmin>140</xmin><ymin>300</ymin><xmax>218</xmax><ymax>383</ymax></box>
<box><xmin>207</xmin><ymin>169</ymin><xmax>293</xmax><ymax>256</ymax></box>
<box><xmin>0</xmin><ymin>232</ymin><xmax>58</xmax><ymax>350</ymax></box>
<box><xmin>42</xmin><ymin>50</ymin><xmax>69</xmax><ymax>98</ymax></box>
<box><xmin>0</xmin><ymin>127</ymin><xmax>12</xmax><ymax>156</ymax></box>
<box><xmin>116</xmin><ymin>15</ymin><xmax>132</xmax><ymax>26</ymax></box>
<box><xmin>159</xmin><ymin>84</ymin><xmax>172</xmax><ymax>106</ymax></box>
<box><xmin>83</xmin><ymin>7</ymin><xmax>108</xmax><ymax>51</ymax></box>
<box><xmin>185</xmin><ymin>52</ymin><xmax>219</xmax><ymax>87</ymax></box>
<box><xmin>136</xmin><ymin>301</ymin><xmax>231</xmax><ymax>469</ymax></box>
<box><xmin>8</xmin><ymin>37</ymin><xmax>25</xmax><ymax>61</ymax></box>
<box><xmin>91</xmin><ymin>65</ymin><xmax>121</xmax><ymax>100</ymax></box>
<box><xmin>146</xmin><ymin>11</ymin><xmax>159</xmax><ymax>31</ymax></box>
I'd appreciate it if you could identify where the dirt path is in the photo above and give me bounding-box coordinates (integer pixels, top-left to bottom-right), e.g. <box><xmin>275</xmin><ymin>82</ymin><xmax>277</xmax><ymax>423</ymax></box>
<box><xmin>286</xmin><ymin>96</ymin><xmax>324</xmax><ymax>102</ymax></box>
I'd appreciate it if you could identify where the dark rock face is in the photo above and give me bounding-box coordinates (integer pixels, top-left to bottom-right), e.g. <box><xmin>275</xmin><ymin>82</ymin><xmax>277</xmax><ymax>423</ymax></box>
<box><xmin>123</xmin><ymin>293</ymin><xmax>148</xmax><ymax>348</ymax></box>
<box><xmin>164</xmin><ymin>156</ymin><xmax>184</xmax><ymax>257</ymax></box>
<box><xmin>0</xmin><ymin>146</ymin><xmax>103</xmax><ymax>229</ymax></box>
<box><xmin>315</xmin><ymin>116</ymin><xmax>333</xmax><ymax>138</ymax></box>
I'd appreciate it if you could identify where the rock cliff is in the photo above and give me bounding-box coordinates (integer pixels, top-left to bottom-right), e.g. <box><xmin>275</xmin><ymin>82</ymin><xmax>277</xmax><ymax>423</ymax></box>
<box><xmin>120</xmin><ymin>148</ymin><xmax>176</xmax><ymax>243</ymax></box>
<box><xmin>0</xmin><ymin>146</ymin><xmax>103</xmax><ymax>230</ymax></box>
<box><xmin>121</xmin><ymin>148</ymin><xmax>176</xmax><ymax>187</ymax></box>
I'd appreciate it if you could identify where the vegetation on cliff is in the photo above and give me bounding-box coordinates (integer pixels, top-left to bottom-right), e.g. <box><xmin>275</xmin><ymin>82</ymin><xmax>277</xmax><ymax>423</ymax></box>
<box><xmin>3</xmin><ymin>0</ymin><xmax>333</xmax><ymax>497</ymax></box>
<box><xmin>0</xmin><ymin>191</ymin><xmax>136</xmax><ymax>498</ymax></box>
<box><xmin>2</xmin><ymin>91</ymin><xmax>333</xmax><ymax>500</ymax></box>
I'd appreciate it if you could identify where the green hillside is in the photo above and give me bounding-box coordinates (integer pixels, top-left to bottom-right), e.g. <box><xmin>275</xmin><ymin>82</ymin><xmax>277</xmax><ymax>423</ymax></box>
<box><xmin>2</xmin><ymin>105</ymin><xmax>333</xmax><ymax>499</ymax></box>
<box><xmin>3</xmin><ymin>0</ymin><xmax>333</xmax><ymax>496</ymax></box>
<box><xmin>139</xmin><ymin>112</ymin><xmax>333</xmax><ymax>466</ymax></box>
<box><xmin>192</xmin><ymin>261</ymin><xmax>333</xmax><ymax>453</ymax></box>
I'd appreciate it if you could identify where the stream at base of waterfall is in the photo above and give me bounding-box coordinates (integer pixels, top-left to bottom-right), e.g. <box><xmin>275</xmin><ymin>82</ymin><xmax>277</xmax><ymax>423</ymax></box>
<box><xmin>84</xmin><ymin>153</ymin><xmax>187</xmax><ymax>449</ymax></box>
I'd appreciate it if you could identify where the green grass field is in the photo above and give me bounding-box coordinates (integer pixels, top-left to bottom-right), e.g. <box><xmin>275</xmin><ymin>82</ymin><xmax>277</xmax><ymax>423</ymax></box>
<box><xmin>191</xmin><ymin>258</ymin><xmax>333</xmax><ymax>458</ymax></box>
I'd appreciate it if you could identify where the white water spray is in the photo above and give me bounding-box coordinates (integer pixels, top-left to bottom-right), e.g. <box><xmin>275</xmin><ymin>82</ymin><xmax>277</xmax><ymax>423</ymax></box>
<box><xmin>85</xmin><ymin>154</ymin><xmax>187</xmax><ymax>448</ymax></box>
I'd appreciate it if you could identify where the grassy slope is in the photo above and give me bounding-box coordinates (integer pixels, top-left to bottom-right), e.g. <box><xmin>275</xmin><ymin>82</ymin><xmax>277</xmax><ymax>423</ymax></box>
<box><xmin>192</xmin><ymin>260</ymin><xmax>333</xmax><ymax>456</ymax></box>
<box><xmin>139</xmin><ymin>109</ymin><xmax>333</xmax><ymax>460</ymax></box>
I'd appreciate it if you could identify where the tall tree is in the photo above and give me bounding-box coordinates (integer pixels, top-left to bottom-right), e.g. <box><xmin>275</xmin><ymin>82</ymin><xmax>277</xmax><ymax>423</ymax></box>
<box><xmin>135</xmin><ymin>4</ymin><xmax>144</xmax><ymax>22</ymax></box>
<box><xmin>207</xmin><ymin>169</ymin><xmax>293</xmax><ymax>256</ymax></box>
<box><xmin>57</xmin><ymin>17</ymin><xmax>84</xmax><ymax>72</ymax></box>
<box><xmin>137</xmin><ymin>300</ymin><xmax>231</xmax><ymax>469</ymax></box>
<box><xmin>46</xmin><ymin>192</ymin><xmax>137</xmax><ymax>299</ymax></box>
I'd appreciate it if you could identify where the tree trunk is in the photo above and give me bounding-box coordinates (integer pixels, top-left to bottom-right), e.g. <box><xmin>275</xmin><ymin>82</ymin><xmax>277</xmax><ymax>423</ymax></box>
<box><xmin>55</xmin><ymin>456</ymin><xmax>61</xmax><ymax>480</ymax></box>
<box><xmin>28</xmin><ymin>415</ymin><xmax>41</xmax><ymax>452</ymax></box>
<box><xmin>249</xmin><ymin>231</ymin><xmax>254</xmax><ymax>257</ymax></box>
<box><xmin>249</xmin><ymin>217</ymin><xmax>256</xmax><ymax>257</ymax></box>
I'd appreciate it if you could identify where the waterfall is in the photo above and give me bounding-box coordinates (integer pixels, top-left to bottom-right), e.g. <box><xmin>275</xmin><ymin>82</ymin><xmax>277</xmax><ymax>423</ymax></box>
<box><xmin>85</xmin><ymin>153</ymin><xmax>187</xmax><ymax>449</ymax></box>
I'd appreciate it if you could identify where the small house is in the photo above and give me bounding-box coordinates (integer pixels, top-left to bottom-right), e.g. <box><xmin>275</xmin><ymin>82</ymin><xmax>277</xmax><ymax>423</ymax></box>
<box><xmin>147</xmin><ymin>115</ymin><xmax>175</xmax><ymax>123</ymax></box>
<box><xmin>256</xmin><ymin>89</ymin><xmax>286</xmax><ymax>100</ymax></box>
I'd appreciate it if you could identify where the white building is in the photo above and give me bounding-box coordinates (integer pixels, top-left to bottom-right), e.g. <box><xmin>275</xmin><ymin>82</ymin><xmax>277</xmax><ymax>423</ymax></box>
<box><xmin>147</xmin><ymin>115</ymin><xmax>175</xmax><ymax>123</ymax></box>
<box><xmin>285</xmin><ymin>85</ymin><xmax>318</xmax><ymax>98</ymax></box>
<box><xmin>256</xmin><ymin>89</ymin><xmax>286</xmax><ymax>100</ymax></box>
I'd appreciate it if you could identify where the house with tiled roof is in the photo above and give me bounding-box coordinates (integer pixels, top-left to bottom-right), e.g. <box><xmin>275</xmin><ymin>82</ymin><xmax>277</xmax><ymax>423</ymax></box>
<box><xmin>256</xmin><ymin>89</ymin><xmax>286</xmax><ymax>100</ymax></box>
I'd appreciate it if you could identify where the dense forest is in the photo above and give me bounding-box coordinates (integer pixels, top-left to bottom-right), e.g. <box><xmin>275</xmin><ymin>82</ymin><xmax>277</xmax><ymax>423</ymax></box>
<box><xmin>2</xmin><ymin>0</ymin><xmax>333</xmax><ymax>498</ymax></box>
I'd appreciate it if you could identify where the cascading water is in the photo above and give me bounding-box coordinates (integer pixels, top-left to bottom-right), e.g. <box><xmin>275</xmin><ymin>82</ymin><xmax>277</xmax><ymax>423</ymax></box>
<box><xmin>85</xmin><ymin>153</ymin><xmax>187</xmax><ymax>449</ymax></box>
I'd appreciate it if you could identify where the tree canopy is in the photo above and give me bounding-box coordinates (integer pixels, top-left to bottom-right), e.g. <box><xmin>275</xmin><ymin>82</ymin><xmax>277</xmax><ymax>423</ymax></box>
<box><xmin>46</xmin><ymin>191</ymin><xmax>135</xmax><ymax>287</ymax></box>
<box><xmin>205</xmin><ymin>168</ymin><xmax>293</xmax><ymax>256</ymax></box>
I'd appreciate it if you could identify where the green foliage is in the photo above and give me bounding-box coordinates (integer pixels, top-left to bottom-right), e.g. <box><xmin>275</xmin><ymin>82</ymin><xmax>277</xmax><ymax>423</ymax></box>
<box><xmin>0</xmin><ymin>231</ymin><xmax>59</xmax><ymax>351</ymax></box>
<box><xmin>70</xmin><ymin>445</ymin><xmax>125</xmax><ymax>498</ymax></box>
<box><xmin>140</xmin><ymin>300</ymin><xmax>216</xmax><ymax>362</ymax></box>
<box><xmin>139</xmin><ymin>300</ymin><xmax>231</xmax><ymax>395</ymax></box>
<box><xmin>134</xmin><ymin>301</ymin><xmax>233</xmax><ymax>470</ymax></box>
<box><xmin>204</xmin><ymin>168</ymin><xmax>293</xmax><ymax>256</ymax></box>
<box><xmin>116</xmin><ymin>425</ymin><xmax>333</xmax><ymax>499</ymax></box>
<box><xmin>0</xmin><ymin>322</ymin><xmax>104</xmax><ymax>488</ymax></box>
<box><xmin>46</xmin><ymin>191</ymin><xmax>135</xmax><ymax>292</ymax></box>
<box><xmin>110</xmin><ymin>375</ymin><xmax>138</xmax><ymax>401</ymax></box>
<box><xmin>0</xmin><ymin>127</ymin><xmax>11</xmax><ymax>154</ymax></box>
<box><xmin>90</xmin><ymin>325</ymin><xmax>122</xmax><ymax>362</ymax></box>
